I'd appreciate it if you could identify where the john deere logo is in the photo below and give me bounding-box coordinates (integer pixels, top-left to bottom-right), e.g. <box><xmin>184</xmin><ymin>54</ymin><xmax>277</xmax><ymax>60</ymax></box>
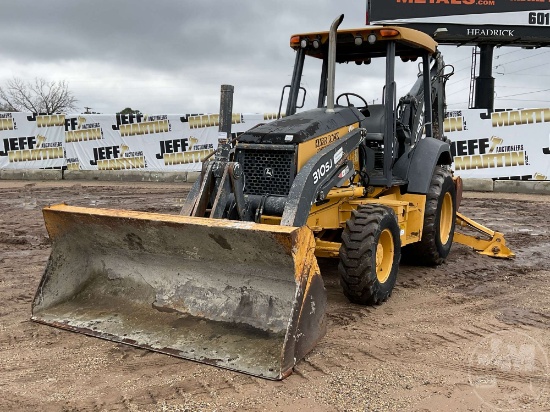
<box><xmin>264</xmin><ymin>167</ymin><xmax>274</xmax><ymax>177</ymax></box>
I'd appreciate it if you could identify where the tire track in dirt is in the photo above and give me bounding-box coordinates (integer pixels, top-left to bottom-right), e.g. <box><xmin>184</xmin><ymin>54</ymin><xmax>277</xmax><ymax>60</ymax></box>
<box><xmin>1</xmin><ymin>183</ymin><xmax>549</xmax><ymax>411</ymax></box>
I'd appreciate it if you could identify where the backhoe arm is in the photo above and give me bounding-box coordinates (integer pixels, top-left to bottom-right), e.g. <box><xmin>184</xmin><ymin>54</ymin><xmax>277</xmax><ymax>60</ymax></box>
<box><xmin>453</xmin><ymin>212</ymin><xmax>515</xmax><ymax>258</ymax></box>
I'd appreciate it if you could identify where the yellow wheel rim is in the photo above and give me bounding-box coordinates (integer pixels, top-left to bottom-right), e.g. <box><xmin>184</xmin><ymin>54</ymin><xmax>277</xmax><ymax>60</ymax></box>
<box><xmin>376</xmin><ymin>228</ymin><xmax>394</xmax><ymax>284</ymax></box>
<box><xmin>439</xmin><ymin>192</ymin><xmax>453</xmax><ymax>244</ymax></box>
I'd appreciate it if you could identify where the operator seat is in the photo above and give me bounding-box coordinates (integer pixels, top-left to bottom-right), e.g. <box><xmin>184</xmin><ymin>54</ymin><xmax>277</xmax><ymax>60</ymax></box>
<box><xmin>361</xmin><ymin>104</ymin><xmax>385</xmax><ymax>142</ymax></box>
<box><xmin>361</xmin><ymin>104</ymin><xmax>409</xmax><ymax>163</ymax></box>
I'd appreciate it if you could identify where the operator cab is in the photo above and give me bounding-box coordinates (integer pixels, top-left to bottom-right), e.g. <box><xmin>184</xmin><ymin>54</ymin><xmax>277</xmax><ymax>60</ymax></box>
<box><xmin>284</xmin><ymin>25</ymin><xmax>443</xmax><ymax>187</ymax></box>
<box><xmin>287</xmin><ymin>25</ymin><xmax>437</xmax><ymax>114</ymax></box>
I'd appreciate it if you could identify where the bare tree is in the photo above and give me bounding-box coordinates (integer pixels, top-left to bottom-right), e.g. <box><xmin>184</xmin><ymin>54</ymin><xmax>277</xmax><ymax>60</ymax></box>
<box><xmin>0</xmin><ymin>102</ymin><xmax>13</xmax><ymax>112</ymax></box>
<box><xmin>0</xmin><ymin>77</ymin><xmax>78</xmax><ymax>114</ymax></box>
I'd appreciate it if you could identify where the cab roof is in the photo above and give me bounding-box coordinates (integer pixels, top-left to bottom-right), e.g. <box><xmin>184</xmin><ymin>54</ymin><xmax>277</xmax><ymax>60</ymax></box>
<box><xmin>290</xmin><ymin>26</ymin><xmax>438</xmax><ymax>62</ymax></box>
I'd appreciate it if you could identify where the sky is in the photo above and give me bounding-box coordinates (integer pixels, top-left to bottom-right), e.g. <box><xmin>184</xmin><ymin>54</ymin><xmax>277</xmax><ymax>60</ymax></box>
<box><xmin>0</xmin><ymin>0</ymin><xmax>548</xmax><ymax>115</ymax></box>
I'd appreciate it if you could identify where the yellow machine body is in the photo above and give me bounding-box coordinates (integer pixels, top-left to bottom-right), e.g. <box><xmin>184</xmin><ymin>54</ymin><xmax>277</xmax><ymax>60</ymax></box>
<box><xmin>31</xmin><ymin>18</ymin><xmax>513</xmax><ymax>382</ymax></box>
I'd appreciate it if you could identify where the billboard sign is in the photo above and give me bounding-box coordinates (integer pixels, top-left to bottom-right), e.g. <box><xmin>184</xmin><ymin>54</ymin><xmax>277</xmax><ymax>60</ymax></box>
<box><xmin>368</xmin><ymin>0</ymin><xmax>550</xmax><ymax>46</ymax></box>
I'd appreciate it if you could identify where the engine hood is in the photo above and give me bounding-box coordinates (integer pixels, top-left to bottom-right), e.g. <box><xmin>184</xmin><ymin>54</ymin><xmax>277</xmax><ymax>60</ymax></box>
<box><xmin>238</xmin><ymin>107</ymin><xmax>363</xmax><ymax>145</ymax></box>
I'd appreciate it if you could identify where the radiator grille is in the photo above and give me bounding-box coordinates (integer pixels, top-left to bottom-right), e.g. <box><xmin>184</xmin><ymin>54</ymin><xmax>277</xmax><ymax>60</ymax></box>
<box><xmin>238</xmin><ymin>148</ymin><xmax>295</xmax><ymax>196</ymax></box>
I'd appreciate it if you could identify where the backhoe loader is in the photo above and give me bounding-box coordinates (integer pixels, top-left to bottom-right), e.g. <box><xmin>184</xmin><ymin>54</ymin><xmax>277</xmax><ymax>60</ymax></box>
<box><xmin>32</xmin><ymin>15</ymin><xmax>513</xmax><ymax>380</ymax></box>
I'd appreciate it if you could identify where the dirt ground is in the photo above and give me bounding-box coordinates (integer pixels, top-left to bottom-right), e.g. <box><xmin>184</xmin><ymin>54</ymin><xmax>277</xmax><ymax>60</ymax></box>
<box><xmin>0</xmin><ymin>180</ymin><xmax>548</xmax><ymax>412</ymax></box>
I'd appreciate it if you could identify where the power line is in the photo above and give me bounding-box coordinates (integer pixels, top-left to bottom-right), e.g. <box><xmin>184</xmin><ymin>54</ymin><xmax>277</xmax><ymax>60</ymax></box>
<box><xmin>494</xmin><ymin>85</ymin><xmax>542</xmax><ymax>90</ymax></box>
<box><xmin>493</xmin><ymin>49</ymin><xmax>550</xmax><ymax>67</ymax></box>
<box><xmin>503</xmin><ymin>61</ymin><xmax>549</xmax><ymax>75</ymax></box>
<box><xmin>446</xmin><ymin>86</ymin><xmax>470</xmax><ymax>97</ymax></box>
<box><xmin>445</xmin><ymin>75</ymin><xmax>472</xmax><ymax>89</ymax></box>
<box><xmin>452</xmin><ymin>63</ymin><xmax>474</xmax><ymax>74</ymax></box>
<box><xmin>496</xmin><ymin>98</ymin><xmax>550</xmax><ymax>102</ymax></box>
<box><xmin>446</xmin><ymin>101</ymin><xmax>468</xmax><ymax>106</ymax></box>
<box><xmin>494</xmin><ymin>49</ymin><xmax>522</xmax><ymax>59</ymax></box>
<box><xmin>496</xmin><ymin>87</ymin><xmax>550</xmax><ymax>99</ymax></box>
<box><xmin>495</xmin><ymin>73</ymin><xmax>550</xmax><ymax>77</ymax></box>
<box><xmin>450</xmin><ymin>55</ymin><xmax>472</xmax><ymax>64</ymax></box>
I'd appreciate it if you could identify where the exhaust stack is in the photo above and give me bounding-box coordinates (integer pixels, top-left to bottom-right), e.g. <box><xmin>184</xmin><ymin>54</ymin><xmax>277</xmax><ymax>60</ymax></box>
<box><xmin>326</xmin><ymin>14</ymin><xmax>344</xmax><ymax>113</ymax></box>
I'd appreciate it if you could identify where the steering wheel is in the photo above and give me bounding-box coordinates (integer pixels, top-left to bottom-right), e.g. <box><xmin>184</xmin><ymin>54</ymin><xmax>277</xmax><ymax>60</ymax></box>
<box><xmin>336</xmin><ymin>93</ymin><xmax>369</xmax><ymax>111</ymax></box>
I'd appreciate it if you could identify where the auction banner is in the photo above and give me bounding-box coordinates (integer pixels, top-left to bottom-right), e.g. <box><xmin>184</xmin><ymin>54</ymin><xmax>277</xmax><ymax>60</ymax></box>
<box><xmin>0</xmin><ymin>112</ymin><xmax>272</xmax><ymax>172</ymax></box>
<box><xmin>2</xmin><ymin>109</ymin><xmax>547</xmax><ymax>180</ymax></box>
<box><xmin>444</xmin><ymin>108</ymin><xmax>550</xmax><ymax>180</ymax></box>
<box><xmin>0</xmin><ymin>113</ymin><xmax>66</xmax><ymax>169</ymax></box>
<box><xmin>63</xmin><ymin>112</ymin><xmax>268</xmax><ymax>171</ymax></box>
<box><xmin>368</xmin><ymin>0</ymin><xmax>550</xmax><ymax>45</ymax></box>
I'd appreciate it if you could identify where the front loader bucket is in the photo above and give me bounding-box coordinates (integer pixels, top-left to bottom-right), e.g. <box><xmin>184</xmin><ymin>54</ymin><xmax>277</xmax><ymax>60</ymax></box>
<box><xmin>32</xmin><ymin>204</ymin><xmax>326</xmax><ymax>380</ymax></box>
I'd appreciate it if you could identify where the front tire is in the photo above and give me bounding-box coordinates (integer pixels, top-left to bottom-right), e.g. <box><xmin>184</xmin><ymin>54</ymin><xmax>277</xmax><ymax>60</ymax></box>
<box><xmin>339</xmin><ymin>204</ymin><xmax>401</xmax><ymax>305</ymax></box>
<box><xmin>404</xmin><ymin>166</ymin><xmax>456</xmax><ymax>265</ymax></box>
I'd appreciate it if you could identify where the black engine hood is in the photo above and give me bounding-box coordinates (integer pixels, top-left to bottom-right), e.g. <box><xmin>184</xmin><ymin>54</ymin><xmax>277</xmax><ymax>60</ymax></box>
<box><xmin>238</xmin><ymin>107</ymin><xmax>363</xmax><ymax>145</ymax></box>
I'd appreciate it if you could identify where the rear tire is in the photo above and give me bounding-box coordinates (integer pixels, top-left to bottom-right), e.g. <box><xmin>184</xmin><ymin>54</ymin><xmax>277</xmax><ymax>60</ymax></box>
<box><xmin>403</xmin><ymin>166</ymin><xmax>456</xmax><ymax>265</ymax></box>
<box><xmin>339</xmin><ymin>205</ymin><xmax>401</xmax><ymax>305</ymax></box>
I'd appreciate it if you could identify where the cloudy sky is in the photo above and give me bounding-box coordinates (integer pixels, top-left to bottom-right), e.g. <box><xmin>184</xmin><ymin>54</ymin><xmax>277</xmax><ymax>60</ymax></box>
<box><xmin>0</xmin><ymin>0</ymin><xmax>548</xmax><ymax>115</ymax></box>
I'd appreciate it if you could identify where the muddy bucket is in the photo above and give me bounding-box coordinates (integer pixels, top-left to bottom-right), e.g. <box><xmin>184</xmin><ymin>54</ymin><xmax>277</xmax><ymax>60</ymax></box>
<box><xmin>31</xmin><ymin>204</ymin><xmax>326</xmax><ymax>379</ymax></box>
